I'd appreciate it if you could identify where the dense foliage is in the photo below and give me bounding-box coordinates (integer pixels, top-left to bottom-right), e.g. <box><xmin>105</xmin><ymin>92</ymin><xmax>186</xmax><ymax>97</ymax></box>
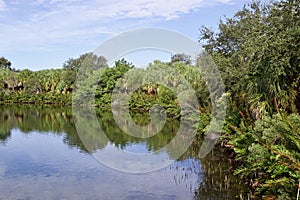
<box><xmin>0</xmin><ymin>68</ymin><xmax>73</xmax><ymax>105</ymax></box>
<box><xmin>199</xmin><ymin>0</ymin><xmax>300</xmax><ymax>198</ymax></box>
<box><xmin>0</xmin><ymin>57</ymin><xmax>12</xmax><ymax>70</ymax></box>
<box><xmin>0</xmin><ymin>52</ymin><xmax>208</xmax><ymax>118</ymax></box>
<box><xmin>229</xmin><ymin>113</ymin><xmax>300</xmax><ymax>199</ymax></box>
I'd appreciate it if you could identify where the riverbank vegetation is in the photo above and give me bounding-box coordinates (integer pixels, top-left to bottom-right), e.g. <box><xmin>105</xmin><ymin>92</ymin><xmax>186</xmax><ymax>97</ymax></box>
<box><xmin>199</xmin><ymin>0</ymin><xmax>300</xmax><ymax>199</ymax></box>
<box><xmin>0</xmin><ymin>0</ymin><xmax>299</xmax><ymax>199</ymax></box>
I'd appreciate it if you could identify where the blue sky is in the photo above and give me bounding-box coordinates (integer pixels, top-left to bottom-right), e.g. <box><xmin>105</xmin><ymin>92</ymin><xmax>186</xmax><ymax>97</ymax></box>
<box><xmin>0</xmin><ymin>0</ymin><xmax>253</xmax><ymax>71</ymax></box>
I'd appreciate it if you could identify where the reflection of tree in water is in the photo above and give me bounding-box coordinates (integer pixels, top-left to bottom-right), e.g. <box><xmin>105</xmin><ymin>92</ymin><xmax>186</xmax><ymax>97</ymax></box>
<box><xmin>0</xmin><ymin>108</ymin><xmax>19</xmax><ymax>141</ymax></box>
<box><xmin>73</xmin><ymin>108</ymin><xmax>109</xmax><ymax>152</ymax></box>
<box><xmin>167</xmin><ymin>144</ymin><xmax>252</xmax><ymax>199</ymax></box>
<box><xmin>96</xmin><ymin>109</ymin><xmax>179</xmax><ymax>153</ymax></box>
<box><xmin>184</xmin><ymin>138</ymin><xmax>253</xmax><ymax>199</ymax></box>
<box><xmin>0</xmin><ymin>106</ymin><xmax>181</xmax><ymax>155</ymax></box>
<box><xmin>0</xmin><ymin>129</ymin><xmax>11</xmax><ymax>142</ymax></box>
<box><xmin>169</xmin><ymin>158</ymin><xmax>204</xmax><ymax>193</ymax></box>
<box><xmin>0</xmin><ymin>105</ymin><xmax>87</xmax><ymax>151</ymax></box>
<box><xmin>0</xmin><ymin>106</ymin><xmax>179</xmax><ymax>154</ymax></box>
<box><xmin>1</xmin><ymin>106</ymin><xmax>250</xmax><ymax>198</ymax></box>
<box><xmin>0</xmin><ymin>106</ymin><xmax>252</xmax><ymax>198</ymax></box>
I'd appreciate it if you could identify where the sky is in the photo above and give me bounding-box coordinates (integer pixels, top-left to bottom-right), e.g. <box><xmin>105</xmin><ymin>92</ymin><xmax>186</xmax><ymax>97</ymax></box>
<box><xmin>0</xmin><ymin>0</ymin><xmax>254</xmax><ymax>71</ymax></box>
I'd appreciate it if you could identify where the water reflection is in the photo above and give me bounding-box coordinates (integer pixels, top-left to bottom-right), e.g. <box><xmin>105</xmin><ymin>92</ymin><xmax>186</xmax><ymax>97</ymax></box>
<box><xmin>0</xmin><ymin>106</ymin><xmax>250</xmax><ymax>199</ymax></box>
<box><xmin>75</xmin><ymin>107</ymin><xmax>197</xmax><ymax>173</ymax></box>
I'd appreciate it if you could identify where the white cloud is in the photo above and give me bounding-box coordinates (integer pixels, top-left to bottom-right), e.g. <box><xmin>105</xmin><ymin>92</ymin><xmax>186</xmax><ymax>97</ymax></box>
<box><xmin>28</xmin><ymin>0</ymin><xmax>235</xmax><ymax>22</ymax></box>
<box><xmin>0</xmin><ymin>0</ymin><xmax>236</xmax><ymax>53</ymax></box>
<box><xmin>0</xmin><ymin>0</ymin><xmax>6</xmax><ymax>11</ymax></box>
<box><xmin>30</xmin><ymin>0</ymin><xmax>205</xmax><ymax>19</ymax></box>
<box><xmin>215</xmin><ymin>0</ymin><xmax>235</xmax><ymax>5</ymax></box>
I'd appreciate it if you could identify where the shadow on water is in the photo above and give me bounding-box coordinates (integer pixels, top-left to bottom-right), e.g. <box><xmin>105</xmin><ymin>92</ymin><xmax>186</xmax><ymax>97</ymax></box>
<box><xmin>0</xmin><ymin>105</ymin><xmax>252</xmax><ymax>199</ymax></box>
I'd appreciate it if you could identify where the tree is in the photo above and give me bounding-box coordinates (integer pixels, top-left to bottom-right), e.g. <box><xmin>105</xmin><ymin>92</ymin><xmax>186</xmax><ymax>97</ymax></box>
<box><xmin>171</xmin><ymin>53</ymin><xmax>191</xmax><ymax>65</ymax></box>
<box><xmin>0</xmin><ymin>57</ymin><xmax>12</xmax><ymax>70</ymax></box>
<box><xmin>63</xmin><ymin>53</ymin><xmax>107</xmax><ymax>72</ymax></box>
<box><xmin>200</xmin><ymin>0</ymin><xmax>300</xmax><ymax>114</ymax></box>
<box><xmin>4</xmin><ymin>75</ymin><xmax>18</xmax><ymax>90</ymax></box>
<box><xmin>24</xmin><ymin>77</ymin><xmax>42</xmax><ymax>94</ymax></box>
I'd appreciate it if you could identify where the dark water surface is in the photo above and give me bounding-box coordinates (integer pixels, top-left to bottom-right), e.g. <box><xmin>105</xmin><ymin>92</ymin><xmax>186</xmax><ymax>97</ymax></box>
<box><xmin>0</xmin><ymin>106</ymin><xmax>250</xmax><ymax>200</ymax></box>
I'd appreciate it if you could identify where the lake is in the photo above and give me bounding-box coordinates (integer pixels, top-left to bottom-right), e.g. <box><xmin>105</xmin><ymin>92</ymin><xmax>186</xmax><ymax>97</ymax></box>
<box><xmin>0</xmin><ymin>106</ymin><xmax>250</xmax><ymax>199</ymax></box>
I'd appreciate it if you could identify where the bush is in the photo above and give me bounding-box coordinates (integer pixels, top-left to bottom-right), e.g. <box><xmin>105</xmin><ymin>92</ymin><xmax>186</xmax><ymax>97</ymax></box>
<box><xmin>229</xmin><ymin>113</ymin><xmax>300</xmax><ymax>199</ymax></box>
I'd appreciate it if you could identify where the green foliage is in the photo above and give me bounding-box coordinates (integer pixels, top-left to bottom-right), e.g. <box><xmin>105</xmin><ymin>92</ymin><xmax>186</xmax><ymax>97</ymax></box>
<box><xmin>229</xmin><ymin>113</ymin><xmax>300</xmax><ymax>199</ymax></box>
<box><xmin>0</xmin><ymin>67</ymin><xmax>74</xmax><ymax>105</ymax></box>
<box><xmin>1</xmin><ymin>52</ymin><xmax>209</xmax><ymax>119</ymax></box>
<box><xmin>73</xmin><ymin>58</ymin><xmax>133</xmax><ymax>106</ymax></box>
<box><xmin>171</xmin><ymin>53</ymin><xmax>191</xmax><ymax>65</ymax></box>
<box><xmin>24</xmin><ymin>77</ymin><xmax>42</xmax><ymax>94</ymax></box>
<box><xmin>200</xmin><ymin>0</ymin><xmax>300</xmax><ymax>115</ymax></box>
<box><xmin>199</xmin><ymin>0</ymin><xmax>300</xmax><ymax>198</ymax></box>
<box><xmin>0</xmin><ymin>53</ymin><xmax>110</xmax><ymax>105</ymax></box>
<box><xmin>0</xmin><ymin>57</ymin><xmax>12</xmax><ymax>70</ymax></box>
<box><xmin>63</xmin><ymin>52</ymin><xmax>107</xmax><ymax>72</ymax></box>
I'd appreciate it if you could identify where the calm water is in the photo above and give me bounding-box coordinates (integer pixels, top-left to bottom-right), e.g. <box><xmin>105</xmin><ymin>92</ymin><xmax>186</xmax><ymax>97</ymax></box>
<box><xmin>0</xmin><ymin>106</ymin><xmax>250</xmax><ymax>200</ymax></box>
